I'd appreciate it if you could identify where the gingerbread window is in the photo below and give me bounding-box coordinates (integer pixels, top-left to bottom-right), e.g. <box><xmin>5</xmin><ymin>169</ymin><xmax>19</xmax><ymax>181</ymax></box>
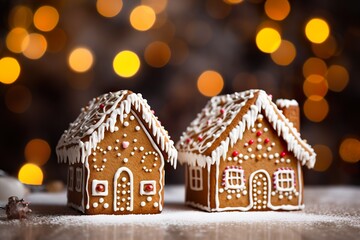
<box><xmin>140</xmin><ymin>180</ymin><xmax>156</xmax><ymax>195</ymax></box>
<box><xmin>68</xmin><ymin>167</ymin><xmax>74</xmax><ymax>191</ymax></box>
<box><xmin>92</xmin><ymin>180</ymin><xmax>108</xmax><ymax>196</ymax></box>
<box><xmin>274</xmin><ymin>169</ymin><xmax>295</xmax><ymax>191</ymax></box>
<box><xmin>224</xmin><ymin>168</ymin><xmax>244</xmax><ymax>189</ymax></box>
<box><xmin>189</xmin><ymin>166</ymin><xmax>203</xmax><ymax>191</ymax></box>
<box><xmin>75</xmin><ymin>168</ymin><xmax>82</xmax><ymax>192</ymax></box>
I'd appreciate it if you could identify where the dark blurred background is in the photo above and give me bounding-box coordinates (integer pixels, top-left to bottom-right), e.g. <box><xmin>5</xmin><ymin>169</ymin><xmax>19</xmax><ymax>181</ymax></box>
<box><xmin>0</xmin><ymin>0</ymin><xmax>359</xmax><ymax>186</ymax></box>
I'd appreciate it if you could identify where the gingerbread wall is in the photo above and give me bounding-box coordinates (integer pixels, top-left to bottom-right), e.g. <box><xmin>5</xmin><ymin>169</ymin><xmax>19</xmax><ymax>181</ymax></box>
<box><xmin>80</xmin><ymin>109</ymin><xmax>165</xmax><ymax>214</ymax></box>
<box><xmin>185</xmin><ymin>165</ymin><xmax>209</xmax><ymax>208</ymax></box>
<box><xmin>214</xmin><ymin>112</ymin><xmax>303</xmax><ymax>211</ymax></box>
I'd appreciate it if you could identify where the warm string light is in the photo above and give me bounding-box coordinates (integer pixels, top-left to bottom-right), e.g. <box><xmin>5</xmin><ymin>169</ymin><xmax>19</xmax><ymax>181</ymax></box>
<box><xmin>18</xmin><ymin>163</ymin><xmax>44</xmax><ymax>185</ymax></box>
<box><xmin>68</xmin><ymin>47</ymin><xmax>94</xmax><ymax>73</ymax></box>
<box><xmin>113</xmin><ymin>50</ymin><xmax>141</xmax><ymax>78</ymax></box>
<box><xmin>197</xmin><ymin>70</ymin><xmax>224</xmax><ymax>97</ymax></box>
<box><xmin>0</xmin><ymin>57</ymin><xmax>21</xmax><ymax>84</ymax></box>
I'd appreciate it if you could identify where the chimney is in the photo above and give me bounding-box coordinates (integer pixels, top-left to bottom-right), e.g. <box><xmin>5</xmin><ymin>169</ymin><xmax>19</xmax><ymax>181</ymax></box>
<box><xmin>275</xmin><ymin>99</ymin><xmax>300</xmax><ymax>131</ymax></box>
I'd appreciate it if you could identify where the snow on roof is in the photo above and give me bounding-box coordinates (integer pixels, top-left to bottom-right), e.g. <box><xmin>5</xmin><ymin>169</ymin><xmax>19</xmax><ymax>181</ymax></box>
<box><xmin>56</xmin><ymin>90</ymin><xmax>177</xmax><ymax>168</ymax></box>
<box><xmin>176</xmin><ymin>89</ymin><xmax>316</xmax><ymax>169</ymax></box>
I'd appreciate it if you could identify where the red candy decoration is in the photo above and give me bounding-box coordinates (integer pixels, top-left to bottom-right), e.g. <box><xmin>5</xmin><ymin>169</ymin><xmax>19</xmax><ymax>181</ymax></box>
<box><xmin>280</xmin><ymin>151</ymin><xmax>286</xmax><ymax>157</ymax></box>
<box><xmin>186</xmin><ymin>138</ymin><xmax>191</xmax><ymax>143</ymax></box>
<box><xmin>264</xmin><ymin>138</ymin><xmax>270</xmax><ymax>144</ymax></box>
<box><xmin>220</xmin><ymin>109</ymin><xmax>225</xmax><ymax>114</ymax></box>
<box><xmin>144</xmin><ymin>184</ymin><xmax>154</xmax><ymax>192</ymax></box>
<box><xmin>99</xmin><ymin>104</ymin><xmax>105</xmax><ymax>109</ymax></box>
<box><xmin>248</xmin><ymin>139</ymin><xmax>254</xmax><ymax>145</ymax></box>
<box><xmin>256</xmin><ymin>131</ymin><xmax>262</xmax><ymax>136</ymax></box>
<box><xmin>96</xmin><ymin>184</ymin><xmax>105</xmax><ymax>192</ymax></box>
<box><xmin>198</xmin><ymin>136</ymin><xmax>203</xmax><ymax>141</ymax></box>
<box><xmin>232</xmin><ymin>151</ymin><xmax>239</xmax><ymax>157</ymax></box>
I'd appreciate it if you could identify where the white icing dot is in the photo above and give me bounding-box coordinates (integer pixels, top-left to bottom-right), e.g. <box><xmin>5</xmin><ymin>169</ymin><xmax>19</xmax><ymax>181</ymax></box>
<box><xmin>122</xmin><ymin>190</ymin><xmax>126</xmax><ymax>195</ymax></box>
<box><xmin>271</xmin><ymin>142</ymin><xmax>276</xmax><ymax>146</ymax></box>
<box><xmin>251</xmin><ymin>128</ymin><xmax>256</xmax><ymax>132</ymax></box>
<box><xmin>135</xmin><ymin>126</ymin><xmax>141</xmax><ymax>131</ymax></box>
<box><xmin>92</xmin><ymin>152</ymin><xmax>96</xmax><ymax>156</ymax></box>
<box><xmin>99</xmin><ymin>198</ymin><xmax>104</xmax><ymax>203</ymax></box>
<box><xmin>286</xmin><ymin>159</ymin><xmax>291</xmax><ymax>163</ymax></box>
<box><xmin>244</xmin><ymin>155</ymin><xmax>249</xmax><ymax>160</ymax></box>
<box><xmin>295</xmin><ymin>192</ymin><xmax>299</xmax><ymax>196</ymax></box>
<box><xmin>288</xmin><ymin>195</ymin><xmax>293</xmax><ymax>200</ymax></box>
<box><xmin>271</xmin><ymin>191</ymin><xmax>276</xmax><ymax>196</ymax></box>
<box><xmin>280</xmin><ymin>158</ymin><xmax>285</xmax><ymax>163</ymax></box>
<box><xmin>257</xmin><ymin>123</ymin><xmax>262</xmax><ymax>128</ymax></box>
<box><xmin>257</xmin><ymin>181</ymin><xmax>261</xmax><ymax>186</ymax></box>
<box><xmin>131</xmin><ymin>152</ymin><xmax>135</xmax><ymax>156</ymax></box>
<box><xmin>117</xmin><ymin>153</ymin><xmax>121</xmax><ymax>157</ymax></box>
<box><xmin>147</xmin><ymin>196</ymin><xmax>152</xmax><ymax>202</ymax></box>
<box><xmin>139</xmin><ymin>146</ymin><xmax>144</xmax><ymax>151</ymax></box>
<box><xmin>107</xmin><ymin>146</ymin><xmax>112</xmax><ymax>151</ymax></box>
<box><xmin>140</xmin><ymin>201</ymin><xmax>146</xmax><ymax>207</ymax></box>
<box><xmin>123</xmin><ymin>158</ymin><xmax>128</xmax><ymax>163</ymax></box>
<box><xmin>275</xmin><ymin>159</ymin><xmax>280</xmax><ymax>164</ymax></box>
<box><xmin>123</xmin><ymin>134</ymin><xmax>127</xmax><ymax>138</ymax></box>
<box><xmin>103</xmin><ymin>151</ymin><xmax>107</xmax><ymax>154</ymax></box>
<box><xmin>269</xmin><ymin>154</ymin><xmax>274</xmax><ymax>159</ymax></box>
<box><xmin>93</xmin><ymin>158</ymin><xmax>96</xmax><ymax>162</ymax></box>
<box><xmin>219</xmin><ymin>188</ymin><xmax>224</xmax><ymax>193</ymax></box>
<box><xmin>133</xmin><ymin>139</ymin><xmax>138</xmax><ymax>143</ymax></box>
<box><xmin>104</xmin><ymin>203</ymin><xmax>109</xmax><ymax>209</ymax></box>
<box><xmin>257</xmin><ymin>138</ymin><xmax>262</xmax><ymax>143</ymax></box>
<box><xmin>262</xmin><ymin>153</ymin><xmax>268</xmax><ymax>158</ymax></box>
<box><xmin>227</xmin><ymin>157</ymin><xmax>232</xmax><ymax>161</ymax></box>
<box><xmin>126</xmin><ymin>207</ymin><xmax>131</xmax><ymax>211</ymax></box>
<box><xmin>120</xmin><ymin>207</ymin><xmax>124</xmax><ymax>211</ymax></box>
<box><xmin>227</xmin><ymin>195</ymin><xmax>232</xmax><ymax>200</ymax></box>
<box><xmin>279</xmin><ymin>195</ymin><xmax>284</xmax><ymax>199</ymax></box>
<box><xmin>93</xmin><ymin>202</ymin><xmax>98</xmax><ymax>208</ymax></box>
<box><xmin>264</xmin><ymin>128</ymin><xmax>268</xmax><ymax>132</ymax></box>
<box><xmin>250</xmin><ymin>154</ymin><xmax>255</xmax><ymax>159</ymax></box>
<box><xmin>242</xmin><ymin>190</ymin><xmax>247</xmax><ymax>195</ymax></box>
<box><xmin>274</xmin><ymin>153</ymin><xmax>280</xmax><ymax>158</ymax></box>
<box><xmin>114</xmin><ymin>126</ymin><xmax>119</xmax><ymax>131</ymax></box>
<box><xmin>257</xmin><ymin>144</ymin><xmax>262</xmax><ymax>150</ymax></box>
<box><xmin>93</xmin><ymin>165</ymin><xmax>97</xmax><ymax>169</ymax></box>
<box><xmin>247</xmin><ymin>148</ymin><xmax>252</xmax><ymax>153</ymax></box>
<box><xmin>123</xmin><ymin>122</ymin><xmax>129</xmax><ymax>127</ymax></box>
<box><xmin>122</xmin><ymin>177</ymin><xmax>127</xmax><ymax>182</ymax></box>
<box><xmin>116</xmin><ymin>139</ymin><xmax>120</xmax><ymax>143</ymax></box>
<box><xmin>153</xmin><ymin>202</ymin><xmax>159</xmax><ymax>208</ymax></box>
<box><xmin>267</xmin><ymin>147</ymin><xmax>272</xmax><ymax>152</ymax></box>
<box><xmin>153</xmin><ymin>163</ymin><xmax>157</xmax><ymax>167</ymax></box>
<box><xmin>103</xmin><ymin>158</ymin><xmax>107</xmax><ymax>162</ymax></box>
<box><xmin>141</xmin><ymin>160</ymin><xmax>145</xmax><ymax>163</ymax></box>
<box><xmin>239</xmin><ymin>153</ymin><xmax>243</xmax><ymax>158</ymax></box>
<box><xmin>130</xmin><ymin>116</ymin><xmax>135</xmax><ymax>121</ymax></box>
<box><xmin>233</xmin><ymin>156</ymin><xmax>238</xmax><ymax>161</ymax></box>
<box><xmin>244</xmin><ymin>143</ymin><xmax>249</xmax><ymax>147</ymax></box>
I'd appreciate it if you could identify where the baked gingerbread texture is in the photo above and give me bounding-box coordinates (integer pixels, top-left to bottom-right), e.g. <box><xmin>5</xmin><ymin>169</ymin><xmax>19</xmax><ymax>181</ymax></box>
<box><xmin>176</xmin><ymin>89</ymin><xmax>316</xmax><ymax>212</ymax></box>
<box><xmin>56</xmin><ymin>90</ymin><xmax>177</xmax><ymax>214</ymax></box>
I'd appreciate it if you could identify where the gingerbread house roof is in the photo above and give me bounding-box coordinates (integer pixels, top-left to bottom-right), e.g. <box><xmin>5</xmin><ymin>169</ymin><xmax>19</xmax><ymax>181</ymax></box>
<box><xmin>176</xmin><ymin>89</ymin><xmax>316</xmax><ymax>169</ymax></box>
<box><xmin>56</xmin><ymin>90</ymin><xmax>177</xmax><ymax>168</ymax></box>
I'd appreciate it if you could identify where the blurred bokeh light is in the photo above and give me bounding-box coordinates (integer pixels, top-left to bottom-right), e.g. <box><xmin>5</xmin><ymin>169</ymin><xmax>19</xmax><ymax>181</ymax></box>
<box><xmin>22</xmin><ymin>33</ymin><xmax>47</xmax><ymax>59</ymax></box>
<box><xmin>130</xmin><ymin>5</ymin><xmax>156</xmax><ymax>31</ymax></box>
<box><xmin>339</xmin><ymin>138</ymin><xmax>360</xmax><ymax>163</ymax></box>
<box><xmin>303</xmin><ymin>96</ymin><xmax>329</xmax><ymax>122</ymax></box>
<box><xmin>113</xmin><ymin>50</ymin><xmax>140</xmax><ymax>78</ymax></box>
<box><xmin>197</xmin><ymin>70</ymin><xmax>224</xmax><ymax>97</ymax></box>
<box><xmin>144</xmin><ymin>41</ymin><xmax>171</xmax><ymax>68</ymax></box>
<box><xmin>33</xmin><ymin>5</ymin><xmax>59</xmax><ymax>32</ymax></box>
<box><xmin>68</xmin><ymin>47</ymin><xmax>94</xmax><ymax>73</ymax></box>
<box><xmin>326</xmin><ymin>65</ymin><xmax>349</xmax><ymax>92</ymax></box>
<box><xmin>18</xmin><ymin>163</ymin><xmax>44</xmax><ymax>185</ymax></box>
<box><xmin>6</xmin><ymin>27</ymin><xmax>28</xmax><ymax>53</ymax></box>
<box><xmin>0</xmin><ymin>57</ymin><xmax>21</xmax><ymax>84</ymax></box>
<box><xmin>305</xmin><ymin>18</ymin><xmax>330</xmax><ymax>44</ymax></box>
<box><xmin>313</xmin><ymin>144</ymin><xmax>333</xmax><ymax>172</ymax></box>
<box><xmin>96</xmin><ymin>0</ymin><xmax>123</xmax><ymax>18</ymax></box>
<box><xmin>256</xmin><ymin>27</ymin><xmax>281</xmax><ymax>53</ymax></box>
<box><xmin>264</xmin><ymin>0</ymin><xmax>290</xmax><ymax>21</ymax></box>
<box><xmin>24</xmin><ymin>138</ymin><xmax>51</xmax><ymax>166</ymax></box>
<box><xmin>270</xmin><ymin>40</ymin><xmax>296</xmax><ymax>66</ymax></box>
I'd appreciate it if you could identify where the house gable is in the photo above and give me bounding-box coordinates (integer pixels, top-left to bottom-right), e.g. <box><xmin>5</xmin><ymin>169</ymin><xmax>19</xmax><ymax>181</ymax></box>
<box><xmin>177</xmin><ymin>89</ymin><xmax>316</xmax><ymax>169</ymax></box>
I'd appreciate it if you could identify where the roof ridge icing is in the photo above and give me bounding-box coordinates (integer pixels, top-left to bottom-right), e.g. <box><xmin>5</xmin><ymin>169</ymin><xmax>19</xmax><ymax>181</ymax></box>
<box><xmin>177</xmin><ymin>89</ymin><xmax>316</xmax><ymax>169</ymax></box>
<box><xmin>56</xmin><ymin>90</ymin><xmax>177</xmax><ymax>168</ymax></box>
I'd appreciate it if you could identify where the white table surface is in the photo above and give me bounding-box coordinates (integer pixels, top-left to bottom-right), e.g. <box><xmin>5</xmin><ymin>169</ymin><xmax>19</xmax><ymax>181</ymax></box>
<box><xmin>0</xmin><ymin>186</ymin><xmax>359</xmax><ymax>240</ymax></box>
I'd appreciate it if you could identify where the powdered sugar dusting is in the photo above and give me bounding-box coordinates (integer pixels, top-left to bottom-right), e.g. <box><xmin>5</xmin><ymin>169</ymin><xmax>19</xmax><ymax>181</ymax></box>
<box><xmin>19</xmin><ymin>186</ymin><xmax>360</xmax><ymax>227</ymax></box>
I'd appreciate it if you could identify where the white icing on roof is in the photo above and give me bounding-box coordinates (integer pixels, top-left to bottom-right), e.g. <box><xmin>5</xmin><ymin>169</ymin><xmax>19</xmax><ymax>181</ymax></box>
<box><xmin>56</xmin><ymin>90</ymin><xmax>177</xmax><ymax>168</ymax></box>
<box><xmin>276</xmin><ymin>99</ymin><xmax>299</xmax><ymax>108</ymax></box>
<box><xmin>176</xmin><ymin>89</ymin><xmax>316</xmax><ymax>169</ymax></box>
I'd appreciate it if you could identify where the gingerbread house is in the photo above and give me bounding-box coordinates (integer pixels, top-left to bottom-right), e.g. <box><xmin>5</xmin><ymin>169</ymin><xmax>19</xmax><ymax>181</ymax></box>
<box><xmin>176</xmin><ymin>89</ymin><xmax>316</xmax><ymax>212</ymax></box>
<box><xmin>56</xmin><ymin>90</ymin><xmax>177</xmax><ymax>214</ymax></box>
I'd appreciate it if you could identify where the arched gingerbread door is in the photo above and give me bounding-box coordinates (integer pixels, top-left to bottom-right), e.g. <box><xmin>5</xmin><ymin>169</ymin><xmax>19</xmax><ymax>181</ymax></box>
<box><xmin>114</xmin><ymin>167</ymin><xmax>133</xmax><ymax>212</ymax></box>
<box><xmin>250</xmin><ymin>170</ymin><xmax>270</xmax><ymax>211</ymax></box>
